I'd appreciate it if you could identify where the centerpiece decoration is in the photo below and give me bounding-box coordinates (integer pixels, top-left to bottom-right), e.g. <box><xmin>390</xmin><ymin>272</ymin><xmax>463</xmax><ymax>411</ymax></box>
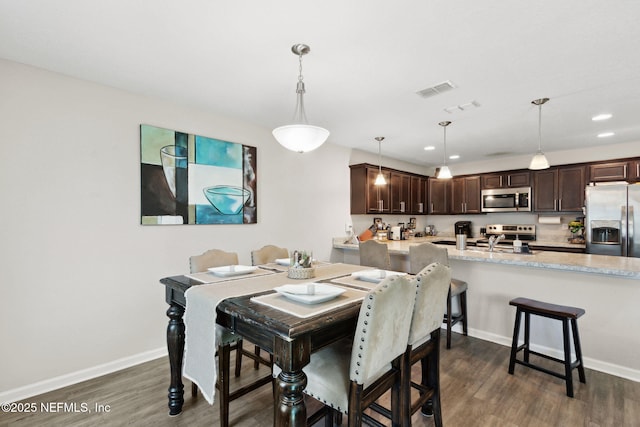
<box><xmin>287</xmin><ymin>250</ymin><xmax>315</xmax><ymax>279</ymax></box>
<box><xmin>568</xmin><ymin>220</ymin><xmax>585</xmax><ymax>243</ymax></box>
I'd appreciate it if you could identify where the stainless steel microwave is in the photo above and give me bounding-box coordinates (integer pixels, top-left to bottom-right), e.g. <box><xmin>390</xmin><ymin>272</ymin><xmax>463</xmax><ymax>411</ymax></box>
<box><xmin>481</xmin><ymin>187</ymin><xmax>531</xmax><ymax>212</ymax></box>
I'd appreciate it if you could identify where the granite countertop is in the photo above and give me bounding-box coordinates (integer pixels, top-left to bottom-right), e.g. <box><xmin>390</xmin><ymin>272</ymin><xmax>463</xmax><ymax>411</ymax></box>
<box><xmin>333</xmin><ymin>237</ymin><xmax>640</xmax><ymax>279</ymax></box>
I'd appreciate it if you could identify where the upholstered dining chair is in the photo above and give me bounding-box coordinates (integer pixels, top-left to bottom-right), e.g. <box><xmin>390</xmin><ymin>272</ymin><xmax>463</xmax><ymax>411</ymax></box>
<box><xmin>250</xmin><ymin>244</ymin><xmax>289</xmax><ymax>266</ymax></box>
<box><xmin>409</xmin><ymin>242</ymin><xmax>468</xmax><ymax>349</ymax></box>
<box><xmin>405</xmin><ymin>262</ymin><xmax>451</xmax><ymax>424</ymax></box>
<box><xmin>189</xmin><ymin>249</ymin><xmax>272</xmax><ymax>427</ymax></box>
<box><xmin>274</xmin><ymin>274</ymin><xmax>417</xmax><ymax>426</ymax></box>
<box><xmin>368</xmin><ymin>262</ymin><xmax>451</xmax><ymax>426</ymax></box>
<box><xmin>358</xmin><ymin>239</ymin><xmax>391</xmax><ymax>270</ymax></box>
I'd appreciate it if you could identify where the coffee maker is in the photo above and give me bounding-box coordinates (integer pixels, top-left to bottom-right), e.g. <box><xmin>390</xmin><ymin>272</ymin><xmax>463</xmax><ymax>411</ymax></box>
<box><xmin>454</xmin><ymin>221</ymin><xmax>472</xmax><ymax>237</ymax></box>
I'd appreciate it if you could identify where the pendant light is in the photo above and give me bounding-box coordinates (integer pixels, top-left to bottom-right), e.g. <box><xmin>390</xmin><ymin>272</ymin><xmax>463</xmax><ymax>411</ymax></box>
<box><xmin>272</xmin><ymin>44</ymin><xmax>330</xmax><ymax>153</ymax></box>
<box><xmin>437</xmin><ymin>121</ymin><xmax>453</xmax><ymax>179</ymax></box>
<box><xmin>529</xmin><ymin>98</ymin><xmax>550</xmax><ymax>170</ymax></box>
<box><xmin>374</xmin><ymin>137</ymin><xmax>387</xmax><ymax>185</ymax></box>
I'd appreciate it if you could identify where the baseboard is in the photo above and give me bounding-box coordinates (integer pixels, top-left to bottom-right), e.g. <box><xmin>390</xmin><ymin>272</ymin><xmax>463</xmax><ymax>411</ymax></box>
<box><xmin>0</xmin><ymin>347</ymin><xmax>167</xmax><ymax>404</ymax></box>
<box><xmin>467</xmin><ymin>328</ymin><xmax>640</xmax><ymax>383</ymax></box>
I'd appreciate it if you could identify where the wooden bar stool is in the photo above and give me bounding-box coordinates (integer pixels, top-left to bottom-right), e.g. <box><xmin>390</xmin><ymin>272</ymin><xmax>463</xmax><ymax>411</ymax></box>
<box><xmin>508</xmin><ymin>297</ymin><xmax>586</xmax><ymax>397</ymax></box>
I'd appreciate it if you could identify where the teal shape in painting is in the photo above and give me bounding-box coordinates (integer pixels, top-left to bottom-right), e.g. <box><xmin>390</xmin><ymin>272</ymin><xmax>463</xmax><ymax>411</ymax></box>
<box><xmin>194</xmin><ymin>136</ymin><xmax>242</xmax><ymax>168</ymax></box>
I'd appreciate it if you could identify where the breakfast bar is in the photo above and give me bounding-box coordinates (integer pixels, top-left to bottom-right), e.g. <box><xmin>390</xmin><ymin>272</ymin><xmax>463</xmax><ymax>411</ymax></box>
<box><xmin>332</xmin><ymin>237</ymin><xmax>640</xmax><ymax>382</ymax></box>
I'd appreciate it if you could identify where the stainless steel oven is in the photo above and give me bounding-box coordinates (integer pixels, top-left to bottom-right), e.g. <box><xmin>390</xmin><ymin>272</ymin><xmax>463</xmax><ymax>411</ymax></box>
<box><xmin>481</xmin><ymin>187</ymin><xmax>531</xmax><ymax>212</ymax></box>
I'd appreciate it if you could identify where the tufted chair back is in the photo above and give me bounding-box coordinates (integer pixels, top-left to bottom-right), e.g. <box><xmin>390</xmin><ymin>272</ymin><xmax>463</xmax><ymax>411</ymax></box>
<box><xmin>349</xmin><ymin>274</ymin><xmax>417</xmax><ymax>386</ymax></box>
<box><xmin>408</xmin><ymin>262</ymin><xmax>451</xmax><ymax>346</ymax></box>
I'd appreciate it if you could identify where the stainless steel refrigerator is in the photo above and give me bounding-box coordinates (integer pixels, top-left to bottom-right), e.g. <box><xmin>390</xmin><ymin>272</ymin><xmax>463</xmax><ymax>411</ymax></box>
<box><xmin>585</xmin><ymin>184</ymin><xmax>640</xmax><ymax>257</ymax></box>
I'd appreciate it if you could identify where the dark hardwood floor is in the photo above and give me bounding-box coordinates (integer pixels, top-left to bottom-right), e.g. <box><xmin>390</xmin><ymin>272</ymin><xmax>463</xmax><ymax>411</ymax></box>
<box><xmin>3</xmin><ymin>333</ymin><xmax>640</xmax><ymax>426</ymax></box>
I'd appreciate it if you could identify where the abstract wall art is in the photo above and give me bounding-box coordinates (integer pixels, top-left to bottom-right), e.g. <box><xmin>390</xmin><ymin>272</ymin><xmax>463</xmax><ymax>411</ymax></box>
<box><xmin>140</xmin><ymin>124</ymin><xmax>257</xmax><ymax>225</ymax></box>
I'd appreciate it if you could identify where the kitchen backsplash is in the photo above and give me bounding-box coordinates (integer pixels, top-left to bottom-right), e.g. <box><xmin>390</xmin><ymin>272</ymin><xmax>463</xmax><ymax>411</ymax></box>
<box><xmin>350</xmin><ymin>212</ymin><xmax>583</xmax><ymax>243</ymax></box>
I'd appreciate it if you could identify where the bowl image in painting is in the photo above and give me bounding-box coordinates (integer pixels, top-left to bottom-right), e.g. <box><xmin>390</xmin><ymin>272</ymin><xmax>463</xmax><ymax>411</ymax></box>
<box><xmin>203</xmin><ymin>185</ymin><xmax>250</xmax><ymax>215</ymax></box>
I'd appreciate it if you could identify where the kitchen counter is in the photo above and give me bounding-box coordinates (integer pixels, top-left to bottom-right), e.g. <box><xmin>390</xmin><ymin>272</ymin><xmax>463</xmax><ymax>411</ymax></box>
<box><xmin>333</xmin><ymin>236</ymin><xmax>639</xmax><ymax>279</ymax></box>
<box><xmin>331</xmin><ymin>236</ymin><xmax>640</xmax><ymax>382</ymax></box>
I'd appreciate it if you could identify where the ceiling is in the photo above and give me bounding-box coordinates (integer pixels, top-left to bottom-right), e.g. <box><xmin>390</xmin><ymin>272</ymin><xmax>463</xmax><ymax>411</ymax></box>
<box><xmin>2</xmin><ymin>1</ymin><xmax>639</xmax><ymax>168</ymax></box>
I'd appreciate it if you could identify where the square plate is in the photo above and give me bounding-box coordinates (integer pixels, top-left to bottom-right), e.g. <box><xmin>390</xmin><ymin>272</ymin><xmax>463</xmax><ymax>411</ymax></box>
<box><xmin>350</xmin><ymin>269</ymin><xmax>407</xmax><ymax>284</ymax></box>
<box><xmin>274</xmin><ymin>283</ymin><xmax>346</xmax><ymax>304</ymax></box>
<box><xmin>207</xmin><ymin>265</ymin><xmax>258</xmax><ymax>277</ymax></box>
<box><xmin>275</xmin><ymin>258</ymin><xmax>290</xmax><ymax>266</ymax></box>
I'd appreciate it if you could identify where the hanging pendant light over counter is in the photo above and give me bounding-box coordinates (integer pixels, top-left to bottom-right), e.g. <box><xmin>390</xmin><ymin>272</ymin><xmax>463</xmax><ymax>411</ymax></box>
<box><xmin>437</xmin><ymin>121</ymin><xmax>453</xmax><ymax>179</ymax></box>
<box><xmin>374</xmin><ymin>137</ymin><xmax>387</xmax><ymax>185</ymax></box>
<box><xmin>272</xmin><ymin>44</ymin><xmax>330</xmax><ymax>153</ymax></box>
<box><xmin>529</xmin><ymin>97</ymin><xmax>550</xmax><ymax>170</ymax></box>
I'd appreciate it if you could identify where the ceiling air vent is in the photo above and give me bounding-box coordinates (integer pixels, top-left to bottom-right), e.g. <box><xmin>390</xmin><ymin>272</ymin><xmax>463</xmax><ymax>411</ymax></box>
<box><xmin>416</xmin><ymin>80</ymin><xmax>456</xmax><ymax>98</ymax></box>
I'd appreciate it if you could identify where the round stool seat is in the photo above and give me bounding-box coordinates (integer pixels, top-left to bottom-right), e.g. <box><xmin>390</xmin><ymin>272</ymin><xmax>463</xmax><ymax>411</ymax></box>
<box><xmin>450</xmin><ymin>278</ymin><xmax>467</xmax><ymax>296</ymax></box>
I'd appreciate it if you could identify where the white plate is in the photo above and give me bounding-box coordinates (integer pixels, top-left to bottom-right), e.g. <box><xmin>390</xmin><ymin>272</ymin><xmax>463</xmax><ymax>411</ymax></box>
<box><xmin>275</xmin><ymin>258</ymin><xmax>290</xmax><ymax>266</ymax></box>
<box><xmin>207</xmin><ymin>265</ymin><xmax>258</xmax><ymax>277</ymax></box>
<box><xmin>350</xmin><ymin>269</ymin><xmax>407</xmax><ymax>284</ymax></box>
<box><xmin>274</xmin><ymin>283</ymin><xmax>346</xmax><ymax>304</ymax></box>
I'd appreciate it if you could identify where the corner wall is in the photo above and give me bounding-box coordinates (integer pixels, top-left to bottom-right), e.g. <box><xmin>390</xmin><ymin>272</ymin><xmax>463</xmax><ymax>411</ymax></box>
<box><xmin>0</xmin><ymin>59</ymin><xmax>352</xmax><ymax>400</ymax></box>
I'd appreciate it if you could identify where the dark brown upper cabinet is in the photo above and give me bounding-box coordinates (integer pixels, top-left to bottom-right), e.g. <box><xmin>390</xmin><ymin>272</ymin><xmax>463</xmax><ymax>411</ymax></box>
<box><xmin>533</xmin><ymin>166</ymin><xmax>585</xmax><ymax>212</ymax></box>
<box><xmin>481</xmin><ymin>171</ymin><xmax>531</xmax><ymax>189</ymax></box>
<box><xmin>589</xmin><ymin>161</ymin><xmax>630</xmax><ymax>182</ymax></box>
<box><xmin>451</xmin><ymin>176</ymin><xmax>481</xmax><ymax>214</ymax></box>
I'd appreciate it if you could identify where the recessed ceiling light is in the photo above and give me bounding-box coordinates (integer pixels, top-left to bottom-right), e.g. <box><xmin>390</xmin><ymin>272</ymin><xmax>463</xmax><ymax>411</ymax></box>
<box><xmin>592</xmin><ymin>113</ymin><xmax>612</xmax><ymax>121</ymax></box>
<box><xmin>424</xmin><ymin>146</ymin><xmax>435</xmax><ymax>151</ymax></box>
<box><xmin>449</xmin><ymin>154</ymin><xmax>460</xmax><ymax>160</ymax></box>
<box><xmin>597</xmin><ymin>132</ymin><xmax>615</xmax><ymax>138</ymax></box>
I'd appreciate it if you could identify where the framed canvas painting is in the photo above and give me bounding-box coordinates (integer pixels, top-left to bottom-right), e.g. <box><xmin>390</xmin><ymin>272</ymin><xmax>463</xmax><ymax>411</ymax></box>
<box><xmin>140</xmin><ymin>124</ymin><xmax>257</xmax><ymax>225</ymax></box>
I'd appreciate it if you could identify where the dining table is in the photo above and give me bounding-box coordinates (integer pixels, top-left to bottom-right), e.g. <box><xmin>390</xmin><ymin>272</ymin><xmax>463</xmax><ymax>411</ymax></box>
<box><xmin>160</xmin><ymin>262</ymin><xmax>380</xmax><ymax>427</ymax></box>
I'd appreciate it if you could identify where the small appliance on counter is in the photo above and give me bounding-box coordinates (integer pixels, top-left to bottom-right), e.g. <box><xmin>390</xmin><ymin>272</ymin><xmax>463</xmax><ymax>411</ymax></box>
<box><xmin>454</xmin><ymin>221</ymin><xmax>473</xmax><ymax>238</ymax></box>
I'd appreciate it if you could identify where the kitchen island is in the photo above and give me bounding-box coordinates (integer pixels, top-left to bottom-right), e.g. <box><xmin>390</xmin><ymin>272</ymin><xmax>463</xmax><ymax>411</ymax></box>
<box><xmin>331</xmin><ymin>237</ymin><xmax>640</xmax><ymax>382</ymax></box>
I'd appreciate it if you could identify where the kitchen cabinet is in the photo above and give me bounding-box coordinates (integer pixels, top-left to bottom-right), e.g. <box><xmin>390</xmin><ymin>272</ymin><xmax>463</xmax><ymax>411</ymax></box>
<box><xmin>533</xmin><ymin>166</ymin><xmax>585</xmax><ymax>212</ymax></box>
<box><xmin>451</xmin><ymin>176</ymin><xmax>481</xmax><ymax>214</ymax></box>
<box><xmin>350</xmin><ymin>163</ymin><xmax>429</xmax><ymax>214</ymax></box>
<box><xmin>390</xmin><ymin>171</ymin><xmax>411</xmax><ymax>213</ymax></box>
<box><xmin>350</xmin><ymin>164</ymin><xmax>390</xmax><ymax>214</ymax></box>
<box><xmin>428</xmin><ymin>178</ymin><xmax>450</xmax><ymax>214</ymax></box>
<box><xmin>588</xmin><ymin>161</ymin><xmax>630</xmax><ymax>182</ymax></box>
<box><xmin>632</xmin><ymin>160</ymin><xmax>640</xmax><ymax>181</ymax></box>
<box><xmin>481</xmin><ymin>171</ymin><xmax>530</xmax><ymax>189</ymax></box>
<box><xmin>410</xmin><ymin>175</ymin><xmax>428</xmax><ymax>214</ymax></box>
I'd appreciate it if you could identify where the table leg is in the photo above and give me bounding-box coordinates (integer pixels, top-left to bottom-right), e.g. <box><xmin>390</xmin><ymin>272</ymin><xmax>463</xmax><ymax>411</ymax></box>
<box><xmin>166</xmin><ymin>303</ymin><xmax>185</xmax><ymax>416</ymax></box>
<box><xmin>273</xmin><ymin>337</ymin><xmax>311</xmax><ymax>427</ymax></box>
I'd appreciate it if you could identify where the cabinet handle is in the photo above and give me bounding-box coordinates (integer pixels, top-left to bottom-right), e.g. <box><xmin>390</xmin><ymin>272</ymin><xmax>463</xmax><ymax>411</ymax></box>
<box><xmin>378</xmin><ymin>200</ymin><xmax>384</xmax><ymax>211</ymax></box>
<box><xmin>559</xmin><ymin>199</ymin><xmax>562</xmax><ymax>211</ymax></box>
<box><xmin>502</xmin><ymin>176</ymin><xmax>505</xmax><ymax>187</ymax></box>
<box><xmin>418</xmin><ymin>202</ymin><xmax>423</xmax><ymax>213</ymax></box>
<box><xmin>637</xmin><ymin>163</ymin><xmax>639</xmax><ymax>177</ymax></box>
<box><xmin>430</xmin><ymin>203</ymin><xmax>434</xmax><ymax>213</ymax></box>
<box><xmin>554</xmin><ymin>199</ymin><xmax>557</xmax><ymax>210</ymax></box>
<box><xmin>400</xmin><ymin>201</ymin><xmax>405</xmax><ymax>213</ymax></box>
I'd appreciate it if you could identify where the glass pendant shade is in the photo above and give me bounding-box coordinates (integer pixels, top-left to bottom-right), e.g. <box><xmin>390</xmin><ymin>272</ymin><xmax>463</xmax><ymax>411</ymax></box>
<box><xmin>437</xmin><ymin>165</ymin><xmax>452</xmax><ymax>179</ymax></box>
<box><xmin>272</xmin><ymin>124</ymin><xmax>330</xmax><ymax>153</ymax></box>
<box><xmin>529</xmin><ymin>151</ymin><xmax>550</xmax><ymax>170</ymax></box>
<box><xmin>273</xmin><ymin>44</ymin><xmax>329</xmax><ymax>153</ymax></box>
<box><xmin>374</xmin><ymin>172</ymin><xmax>387</xmax><ymax>185</ymax></box>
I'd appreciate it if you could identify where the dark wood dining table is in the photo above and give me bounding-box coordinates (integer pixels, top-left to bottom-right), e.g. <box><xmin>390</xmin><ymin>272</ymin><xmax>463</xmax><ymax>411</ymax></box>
<box><xmin>160</xmin><ymin>263</ymin><xmax>371</xmax><ymax>427</ymax></box>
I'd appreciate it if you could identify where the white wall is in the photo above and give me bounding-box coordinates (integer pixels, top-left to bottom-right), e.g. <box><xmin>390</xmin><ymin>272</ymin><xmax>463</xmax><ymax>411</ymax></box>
<box><xmin>0</xmin><ymin>59</ymin><xmax>352</xmax><ymax>400</ymax></box>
